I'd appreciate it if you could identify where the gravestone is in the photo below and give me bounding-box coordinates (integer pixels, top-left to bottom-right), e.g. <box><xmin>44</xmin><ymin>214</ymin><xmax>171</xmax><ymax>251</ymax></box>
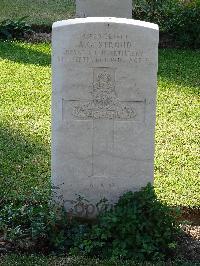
<box><xmin>52</xmin><ymin>17</ymin><xmax>159</xmax><ymax>217</ymax></box>
<box><xmin>76</xmin><ymin>0</ymin><xmax>133</xmax><ymax>18</ymax></box>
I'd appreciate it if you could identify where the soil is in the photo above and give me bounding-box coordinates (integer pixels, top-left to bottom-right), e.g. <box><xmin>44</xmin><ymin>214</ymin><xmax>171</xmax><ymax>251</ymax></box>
<box><xmin>24</xmin><ymin>32</ymin><xmax>52</xmax><ymax>43</ymax></box>
<box><xmin>177</xmin><ymin>225</ymin><xmax>200</xmax><ymax>262</ymax></box>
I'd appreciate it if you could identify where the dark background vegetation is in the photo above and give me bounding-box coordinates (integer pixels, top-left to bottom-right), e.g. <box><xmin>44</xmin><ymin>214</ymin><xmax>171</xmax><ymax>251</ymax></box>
<box><xmin>0</xmin><ymin>0</ymin><xmax>199</xmax><ymax>48</ymax></box>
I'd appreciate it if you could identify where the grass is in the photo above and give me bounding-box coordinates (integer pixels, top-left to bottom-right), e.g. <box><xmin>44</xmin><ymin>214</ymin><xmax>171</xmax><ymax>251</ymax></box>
<box><xmin>0</xmin><ymin>42</ymin><xmax>51</xmax><ymax>201</ymax></box>
<box><xmin>0</xmin><ymin>41</ymin><xmax>199</xmax><ymax>208</ymax></box>
<box><xmin>155</xmin><ymin>49</ymin><xmax>200</xmax><ymax>207</ymax></box>
<box><xmin>0</xmin><ymin>0</ymin><xmax>75</xmax><ymax>26</ymax></box>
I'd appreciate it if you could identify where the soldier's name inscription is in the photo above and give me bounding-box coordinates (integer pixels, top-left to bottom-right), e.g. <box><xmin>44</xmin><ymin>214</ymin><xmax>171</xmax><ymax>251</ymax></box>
<box><xmin>57</xmin><ymin>32</ymin><xmax>155</xmax><ymax>65</ymax></box>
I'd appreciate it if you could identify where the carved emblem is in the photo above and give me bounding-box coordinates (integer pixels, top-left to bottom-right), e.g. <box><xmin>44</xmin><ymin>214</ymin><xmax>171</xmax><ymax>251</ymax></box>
<box><xmin>72</xmin><ymin>68</ymin><xmax>137</xmax><ymax>120</ymax></box>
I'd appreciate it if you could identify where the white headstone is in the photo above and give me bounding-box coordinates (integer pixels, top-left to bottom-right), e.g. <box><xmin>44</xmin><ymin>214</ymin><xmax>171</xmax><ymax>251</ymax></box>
<box><xmin>52</xmin><ymin>17</ymin><xmax>159</xmax><ymax>217</ymax></box>
<box><xmin>76</xmin><ymin>0</ymin><xmax>132</xmax><ymax>18</ymax></box>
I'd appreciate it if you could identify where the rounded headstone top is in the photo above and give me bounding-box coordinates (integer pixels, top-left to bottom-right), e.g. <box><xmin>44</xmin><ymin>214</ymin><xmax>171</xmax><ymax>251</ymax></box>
<box><xmin>52</xmin><ymin>17</ymin><xmax>159</xmax><ymax>31</ymax></box>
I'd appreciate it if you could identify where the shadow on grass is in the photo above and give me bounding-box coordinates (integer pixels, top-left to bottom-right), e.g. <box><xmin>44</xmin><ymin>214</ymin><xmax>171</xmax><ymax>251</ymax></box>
<box><xmin>0</xmin><ymin>124</ymin><xmax>50</xmax><ymax>202</ymax></box>
<box><xmin>0</xmin><ymin>41</ymin><xmax>50</xmax><ymax>67</ymax></box>
<box><xmin>158</xmin><ymin>49</ymin><xmax>200</xmax><ymax>95</ymax></box>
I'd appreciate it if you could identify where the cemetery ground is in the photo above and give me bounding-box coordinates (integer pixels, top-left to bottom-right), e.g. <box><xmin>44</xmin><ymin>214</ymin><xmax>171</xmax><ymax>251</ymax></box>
<box><xmin>0</xmin><ymin>41</ymin><xmax>199</xmax><ymax>264</ymax></box>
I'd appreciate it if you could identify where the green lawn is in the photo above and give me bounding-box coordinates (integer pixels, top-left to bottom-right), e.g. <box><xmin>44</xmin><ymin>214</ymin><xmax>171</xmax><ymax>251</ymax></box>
<box><xmin>0</xmin><ymin>41</ymin><xmax>199</xmax><ymax>207</ymax></box>
<box><xmin>0</xmin><ymin>0</ymin><xmax>75</xmax><ymax>25</ymax></box>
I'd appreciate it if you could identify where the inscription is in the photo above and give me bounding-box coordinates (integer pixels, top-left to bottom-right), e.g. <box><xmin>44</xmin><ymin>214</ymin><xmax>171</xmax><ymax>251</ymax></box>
<box><xmin>58</xmin><ymin>32</ymin><xmax>153</xmax><ymax>65</ymax></box>
<box><xmin>63</xmin><ymin>47</ymin><xmax>144</xmax><ymax>65</ymax></box>
<box><xmin>78</xmin><ymin>40</ymin><xmax>133</xmax><ymax>49</ymax></box>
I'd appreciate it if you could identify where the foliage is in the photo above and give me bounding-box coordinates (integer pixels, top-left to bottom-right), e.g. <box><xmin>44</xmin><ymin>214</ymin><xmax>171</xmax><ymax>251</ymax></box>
<box><xmin>71</xmin><ymin>184</ymin><xmax>180</xmax><ymax>261</ymax></box>
<box><xmin>0</xmin><ymin>0</ymin><xmax>199</xmax><ymax>47</ymax></box>
<box><xmin>0</xmin><ymin>184</ymin><xmax>181</xmax><ymax>261</ymax></box>
<box><xmin>0</xmin><ymin>16</ymin><xmax>33</xmax><ymax>40</ymax></box>
<box><xmin>165</xmin><ymin>1</ymin><xmax>200</xmax><ymax>48</ymax></box>
<box><xmin>0</xmin><ymin>199</ymin><xmax>71</xmax><ymax>252</ymax></box>
<box><xmin>133</xmin><ymin>0</ymin><xmax>200</xmax><ymax>48</ymax></box>
<box><xmin>133</xmin><ymin>0</ymin><xmax>168</xmax><ymax>26</ymax></box>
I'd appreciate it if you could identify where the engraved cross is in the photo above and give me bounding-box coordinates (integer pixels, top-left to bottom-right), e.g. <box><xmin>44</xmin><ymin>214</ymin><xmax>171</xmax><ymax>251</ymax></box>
<box><xmin>63</xmin><ymin>67</ymin><xmax>145</xmax><ymax>177</ymax></box>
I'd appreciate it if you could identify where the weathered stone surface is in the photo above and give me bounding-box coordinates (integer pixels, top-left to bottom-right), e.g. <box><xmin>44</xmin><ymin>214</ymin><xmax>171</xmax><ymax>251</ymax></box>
<box><xmin>76</xmin><ymin>0</ymin><xmax>132</xmax><ymax>18</ymax></box>
<box><xmin>52</xmin><ymin>17</ymin><xmax>159</xmax><ymax>217</ymax></box>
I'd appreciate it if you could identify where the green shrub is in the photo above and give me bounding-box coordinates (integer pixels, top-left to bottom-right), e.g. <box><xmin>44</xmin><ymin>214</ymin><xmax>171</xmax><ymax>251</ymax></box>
<box><xmin>0</xmin><ymin>184</ymin><xmax>181</xmax><ymax>260</ymax></box>
<box><xmin>71</xmin><ymin>184</ymin><xmax>180</xmax><ymax>261</ymax></box>
<box><xmin>133</xmin><ymin>0</ymin><xmax>200</xmax><ymax>48</ymax></box>
<box><xmin>133</xmin><ymin>0</ymin><xmax>169</xmax><ymax>27</ymax></box>
<box><xmin>0</xmin><ymin>200</ymin><xmax>71</xmax><ymax>252</ymax></box>
<box><xmin>165</xmin><ymin>1</ymin><xmax>200</xmax><ymax>48</ymax></box>
<box><xmin>0</xmin><ymin>16</ymin><xmax>33</xmax><ymax>40</ymax></box>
